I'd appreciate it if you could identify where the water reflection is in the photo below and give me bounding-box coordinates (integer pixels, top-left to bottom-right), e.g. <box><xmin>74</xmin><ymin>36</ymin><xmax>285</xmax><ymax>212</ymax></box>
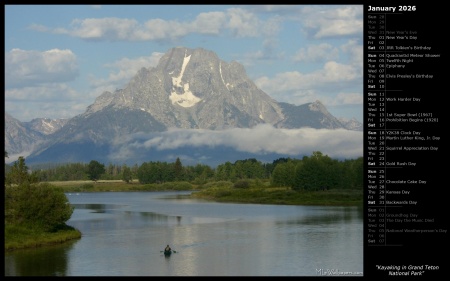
<box><xmin>5</xmin><ymin>192</ymin><xmax>363</xmax><ymax>276</ymax></box>
<box><xmin>279</xmin><ymin>207</ymin><xmax>361</xmax><ymax>226</ymax></box>
<box><xmin>72</xmin><ymin>203</ymin><xmax>127</xmax><ymax>213</ymax></box>
<box><xmin>5</xmin><ymin>240</ymin><xmax>78</xmax><ymax>276</ymax></box>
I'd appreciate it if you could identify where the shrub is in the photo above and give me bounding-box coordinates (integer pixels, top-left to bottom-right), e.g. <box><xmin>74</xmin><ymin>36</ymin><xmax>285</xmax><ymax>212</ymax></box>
<box><xmin>203</xmin><ymin>181</ymin><xmax>233</xmax><ymax>189</ymax></box>
<box><xmin>11</xmin><ymin>182</ymin><xmax>74</xmax><ymax>232</ymax></box>
<box><xmin>215</xmin><ymin>190</ymin><xmax>232</xmax><ymax>197</ymax></box>
<box><xmin>161</xmin><ymin>181</ymin><xmax>193</xmax><ymax>190</ymax></box>
<box><xmin>233</xmin><ymin>180</ymin><xmax>250</xmax><ymax>189</ymax></box>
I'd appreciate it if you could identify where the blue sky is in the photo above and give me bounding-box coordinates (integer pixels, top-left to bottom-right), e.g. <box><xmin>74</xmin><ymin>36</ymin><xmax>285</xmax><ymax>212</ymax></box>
<box><xmin>5</xmin><ymin>4</ymin><xmax>363</xmax><ymax>123</ymax></box>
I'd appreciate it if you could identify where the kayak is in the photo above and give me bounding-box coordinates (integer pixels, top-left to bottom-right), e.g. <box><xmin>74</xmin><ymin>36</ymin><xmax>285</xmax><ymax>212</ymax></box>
<box><xmin>164</xmin><ymin>250</ymin><xmax>172</xmax><ymax>256</ymax></box>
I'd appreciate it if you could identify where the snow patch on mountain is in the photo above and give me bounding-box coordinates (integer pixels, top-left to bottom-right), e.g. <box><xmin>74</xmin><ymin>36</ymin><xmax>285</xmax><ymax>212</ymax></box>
<box><xmin>170</xmin><ymin>51</ymin><xmax>201</xmax><ymax>107</ymax></box>
<box><xmin>220</xmin><ymin>61</ymin><xmax>231</xmax><ymax>90</ymax></box>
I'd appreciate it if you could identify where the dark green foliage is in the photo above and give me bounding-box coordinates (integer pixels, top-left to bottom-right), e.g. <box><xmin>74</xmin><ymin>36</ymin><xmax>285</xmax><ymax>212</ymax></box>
<box><xmin>215</xmin><ymin>161</ymin><xmax>235</xmax><ymax>181</ymax></box>
<box><xmin>31</xmin><ymin>162</ymin><xmax>89</xmax><ymax>181</ymax></box>
<box><xmin>270</xmin><ymin>160</ymin><xmax>297</xmax><ymax>187</ymax></box>
<box><xmin>189</xmin><ymin>164</ymin><xmax>215</xmax><ymax>184</ymax></box>
<box><xmin>233</xmin><ymin>158</ymin><xmax>265</xmax><ymax>179</ymax></box>
<box><xmin>266</xmin><ymin>152</ymin><xmax>363</xmax><ymax>191</ymax></box>
<box><xmin>289</xmin><ymin>152</ymin><xmax>362</xmax><ymax>191</ymax></box>
<box><xmin>122</xmin><ymin>165</ymin><xmax>132</xmax><ymax>183</ymax></box>
<box><xmin>11</xmin><ymin>151</ymin><xmax>362</xmax><ymax>193</ymax></box>
<box><xmin>137</xmin><ymin>161</ymin><xmax>172</xmax><ymax>184</ymax></box>
<box><xmin>129</xmin><ymin>181</ymin><xmax>193</xmax><ymax>191</ymax></box>
<box><xmin>272</xmin><ymin>157</ymin><xmax>291</xmax><ymax>165</ymax></box>
<box><xmin>173</xmin><ymin>157</ymin><xmax>183</xmax><ymax>181</ymax></box>
<box><xmin>87</xmin><ymin>160</ymin><xmax>105</xmax><ymax>182</ymax></box>
<box><xmin>137</xmin><ymin>159</ymin><xmax>193</xmax><ymax>184</ymax></box>
<box><xmin>5</xmin><ymin>156</ymin><xmax>38</xmax><ymax>186</ymax></box>
<box><xmin>8</xmin><ymin>183</ymin><xmax>74</xmax><ymax>231</ymax></box>
<box><xmin>4</xmin><ymin>156</ymin><xmax>74</xmax><ymax>233</ymax></box>
<box><xmin>160</xmin><ymin>181</ymin><xmax>193</xmax><ymax>190</ymax></box>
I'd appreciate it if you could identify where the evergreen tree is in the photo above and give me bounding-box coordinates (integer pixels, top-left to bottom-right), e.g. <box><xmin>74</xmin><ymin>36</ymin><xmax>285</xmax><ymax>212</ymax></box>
<box><xmin>122</xmin><ymin>165</ymin><xmax>132</xmax><ymax>183</ymax></box>
<box><xmin>173</xmin><ymin>157</ymin><xmax>183</xmax><ymax>181</ymax></box>
<box><xmin>87</xmin><ymin>160</ymin><xmax>105</xmax><ymax>182</ymax></box>
<box><xmin>5</xmin><ymin>156</ymin><xmax>38</xmax><ymax>186</ymax></box>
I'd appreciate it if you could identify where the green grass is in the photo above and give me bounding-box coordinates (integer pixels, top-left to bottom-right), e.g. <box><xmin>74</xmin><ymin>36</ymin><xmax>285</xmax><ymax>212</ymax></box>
<box><xmin>46</xmin><ymin>180</ymin><xmax>196</xmax><ymax>192</ymax></box>
<box><xmin>47</xmin><ymin>180</ymin><xmax>139</xmax><ymax>192</ymax></box>
<box><xmin>190</xmin><ymin>186</ymin><xmax>363</xmax><ymax>206</ymax></box>
<box><xmin>4</xmin><ymin>223</ymin><xmax>82</xmax><ymax>251</ymax></box>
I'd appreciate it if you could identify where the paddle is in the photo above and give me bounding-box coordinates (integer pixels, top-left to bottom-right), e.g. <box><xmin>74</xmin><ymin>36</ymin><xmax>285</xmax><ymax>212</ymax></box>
<box><xmin>160</xmin><ymin>250</ymin><xmax>177</xmax><ymax>253</ymax></box>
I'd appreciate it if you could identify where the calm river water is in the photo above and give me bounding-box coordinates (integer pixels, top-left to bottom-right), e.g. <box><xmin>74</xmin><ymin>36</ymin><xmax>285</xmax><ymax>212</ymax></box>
<box><xmin>5</xmin><ymin>191</ymin><xmax>364</xmax><ymax>276</ymax></box>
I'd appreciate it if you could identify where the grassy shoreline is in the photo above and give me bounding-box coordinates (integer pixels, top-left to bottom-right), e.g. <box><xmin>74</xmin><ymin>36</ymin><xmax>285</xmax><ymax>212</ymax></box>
<box><xmin>190</xmin><ymin>187</ymin><xmax>363</xmax><ymax>206</ymax></box>
<box><xmin>4</xmin><ymin>224</ymin><xmax>82</xmax><ymax>252</ymax></box>
<box><xmin>47</xmin><ymin>180</ymin><xmax>363</xmax><ymax>206</ymax></box>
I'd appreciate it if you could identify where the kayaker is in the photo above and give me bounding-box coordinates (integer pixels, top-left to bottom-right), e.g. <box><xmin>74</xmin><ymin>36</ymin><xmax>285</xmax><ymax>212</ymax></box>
<box><xmin>165</xmin><ymin>245</ymin><xmax>171</xmax><ymax>251</ymax></box>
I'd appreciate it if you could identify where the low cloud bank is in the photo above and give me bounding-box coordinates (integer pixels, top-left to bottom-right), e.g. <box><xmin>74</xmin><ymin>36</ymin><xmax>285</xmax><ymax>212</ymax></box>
<box><xmin>109</xmin><ymin>124</ymin><xmax>363</xmax><ymax>164</ymax></box>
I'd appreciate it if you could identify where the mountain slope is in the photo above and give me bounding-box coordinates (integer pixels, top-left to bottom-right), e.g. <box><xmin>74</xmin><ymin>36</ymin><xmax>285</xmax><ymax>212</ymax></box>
<box><xmin>5</xmin><ymin>112</ymin><xmax>46</xmax><ymax>157</ymax></box>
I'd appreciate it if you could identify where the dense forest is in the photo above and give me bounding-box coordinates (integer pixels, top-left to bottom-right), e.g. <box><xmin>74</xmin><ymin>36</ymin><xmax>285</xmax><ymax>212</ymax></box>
<box><xmin>7</xmin><ymin>151</ymin><xmax>363</xmax><ymax>191</ymax></box>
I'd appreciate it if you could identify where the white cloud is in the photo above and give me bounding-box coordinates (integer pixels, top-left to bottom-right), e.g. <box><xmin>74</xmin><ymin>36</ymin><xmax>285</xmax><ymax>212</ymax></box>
<box><xmin>89</xmin><ymin>52</ymin><xmax>164</xmax><ymax>90</ymax></box>
<box><xmin>255</xmin><ymin>61</ymin><xmax>359</xmax><ymax>93</ymax></box>
<box><xmin>254</xmin><ymin>59</ymin><xmax>362</xmax><ymax>111</ymax></box>
<box><xmin>69</xmin><ymin>17</ymin><xmax>139</xmax><ymax>40</ymax></box>
<box><xmin>141</xmin><ymin>18</ymin><xmax>188</xmax><ymax>41</ymax></box>
<box><xmin>321</xmin><ymin>61</ymin><xmax>359</xmax><ymax>82</ymax></box>
<box><xmin>250</xmin><ymin>5</ymin><xmax>302</xmax><ymax>14</ymax></box>
<box><xmin>5</xmin><ymin>48</ymin><xmax>79</xmax><ymax>88</ymax></box>
<box><xmin>110</xmin><ymin>124</ymin><xmax>363</xmax><ymax>163</ymax></box>
<box><xmin>341</xmin><ymin>39</ymin><xmax>364</xmax><ymax>67</ymax></box>
<box><xmin>301</xmin><ymin>6</ymin><xmax>363</xmax><ymax>39</ymax></box>
<box><xmin>5</xmin><ymin>84</ymin><xmax>86</xmax><ymax>121</ymax></box>
<box><xmin>35</xmin><ymin>7</ymin><xmax>276</xmax><ymax>42</ymax></box>
<box><xmin>27</xmin><ymin>23</ymin><xmax>49</xmax><ymax>32</ymax></box>
<box><xmin>333</xmin><ymin>92</ymin><xmax>363</xmax><ymax>106</ymax></box>
<box><xmin>191</xmin><ymin>11</ymin><xmax>228</xmax><ymax>35</ymax></box>
<box><xmin>293</xmin><ymin>43</ymin><xmax>339</xmax><ymax>63</ymax></box>
<box><xmin>5</xmin><ymin>83</ymin><xmax>78</xmax><ymax>101</ymax></box>
<box><xmin>226</xmin><ymin>8</ymin><xmax>261</xmax><ymax>37</ymax></box>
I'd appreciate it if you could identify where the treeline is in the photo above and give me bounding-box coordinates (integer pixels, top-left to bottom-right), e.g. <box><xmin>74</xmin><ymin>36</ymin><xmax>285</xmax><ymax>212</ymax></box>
<box><xmin>270</xmin><ymin>151</ymin><xmax>363</xmax><ymax>190</ymax></box>
<box><xmin>26</xmin><ymin>151</ymin><xmax>363</xmax><ymax>191</ymax></box>
<box><xmin>27</xmin><ymin>162</ymin><xmax>140</xmax><ymax>182</ymax></box>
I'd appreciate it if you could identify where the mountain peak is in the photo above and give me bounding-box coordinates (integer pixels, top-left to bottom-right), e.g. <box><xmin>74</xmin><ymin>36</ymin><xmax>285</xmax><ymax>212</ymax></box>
<box><xmin>84</xmin><ymin>46</ymin><xmax>285</xmax><ymax>130</ymax></box>
<box><xmin>308</xmin><ymin>100</ymin><xmax>327</xmax><ymax>113</ymax></box>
